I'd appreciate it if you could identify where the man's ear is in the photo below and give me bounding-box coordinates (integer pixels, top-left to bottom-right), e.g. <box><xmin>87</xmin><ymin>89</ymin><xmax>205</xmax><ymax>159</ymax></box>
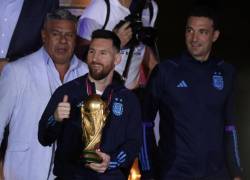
<box><xmin>41</xmin><ymin>29</ymin><xmax>46</xmax><ymax>43</ymax></box>
<box><xmin>114</xmin><ymin>53</ymin><xmax>121</xmax><ymax>65</ymax></box>
<box><xmin>213</xmin><ymin>30</ymin><xmax>220</xmax><ymax>42</ymax></box>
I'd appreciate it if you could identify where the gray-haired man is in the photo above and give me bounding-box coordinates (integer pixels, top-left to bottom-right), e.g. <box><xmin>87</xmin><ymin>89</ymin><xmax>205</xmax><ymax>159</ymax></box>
<box><xmin>0</xmin><ymin>9</ymin><xmax>88</xmax><ymax>180</ymax></box>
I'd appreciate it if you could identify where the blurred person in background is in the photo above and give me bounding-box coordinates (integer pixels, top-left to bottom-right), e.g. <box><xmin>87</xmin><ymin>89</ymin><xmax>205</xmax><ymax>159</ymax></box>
<box><xmin>0</xmin><ymin>0</ymin><xmax>59</xmax><ymax>72</ymax></box>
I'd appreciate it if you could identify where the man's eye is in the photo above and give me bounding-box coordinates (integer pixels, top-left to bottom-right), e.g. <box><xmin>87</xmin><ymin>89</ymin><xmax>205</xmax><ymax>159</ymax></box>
<box><xmin>65</xmin><ymin>33</ymin><xmax>74</xmax><ymax>38</ymax></box>
<box><xmin>186</xmin><ymin>28</ymin><xmax>193</xmax><ymax>33</ymax></box>
<box><xmin>101</xmin><ymin>51</ymin><xmax>107</xmax><ymax>55</ymax></box>
<box><xmin>200</xmin><ymin>30</ymin><xmax>208</xmax><ymax>34</ymax></box>
<box><xmin>51</xmin><ymin>32</ymin><xmax>60</xmax><ymax>36</ymax></box>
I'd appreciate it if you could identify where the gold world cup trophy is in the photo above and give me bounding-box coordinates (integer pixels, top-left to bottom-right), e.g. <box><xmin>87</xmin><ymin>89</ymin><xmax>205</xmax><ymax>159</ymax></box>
<box><xmin>80</xmin><ymin>94</ymin><xmax>109</xmax><ymax>163</ymax></box>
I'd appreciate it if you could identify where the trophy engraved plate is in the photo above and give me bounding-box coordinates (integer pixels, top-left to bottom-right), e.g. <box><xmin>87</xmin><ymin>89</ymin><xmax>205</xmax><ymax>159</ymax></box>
<box><xmin>80</xmin><ymin>94</ymin><xmax>109</xmax><ymax>163</ymax></box>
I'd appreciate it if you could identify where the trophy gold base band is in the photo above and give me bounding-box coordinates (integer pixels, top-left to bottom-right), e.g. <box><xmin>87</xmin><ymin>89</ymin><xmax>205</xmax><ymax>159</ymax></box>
<box><xmin>81</xmin><ymin>150</ymin><xmax>102</xmax><ymax>163</ymax></box>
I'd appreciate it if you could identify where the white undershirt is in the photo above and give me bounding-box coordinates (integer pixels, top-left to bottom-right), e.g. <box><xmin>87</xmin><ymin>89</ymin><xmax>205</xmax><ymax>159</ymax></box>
<box><xmin>96</xmin><ymin>89</ymin><xmax>103</xmax><ymax>95</ymax></box>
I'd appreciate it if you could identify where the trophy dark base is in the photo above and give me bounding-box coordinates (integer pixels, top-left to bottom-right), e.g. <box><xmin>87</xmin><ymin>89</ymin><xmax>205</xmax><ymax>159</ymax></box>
<box><xmin>81</xmin><ymin>150</ymin><xmax>102</xmax><ymax>163</ymax></box>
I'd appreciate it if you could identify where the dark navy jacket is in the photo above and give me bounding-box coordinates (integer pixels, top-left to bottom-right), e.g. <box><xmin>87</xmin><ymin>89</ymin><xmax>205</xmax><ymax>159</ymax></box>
<box><xmin>7</xmin><ymin>0</ymin><xmax>59</xmax><ymax>61</ymax></box>
<box><xmin>38</xmin><ymin>74</ymin><xmax>142</xmax><ymax>179</ymax></box>
<box><xmin>141</xmin><ymin>52</ymin><xmax>242</xmax><ymax>179</ymax></box>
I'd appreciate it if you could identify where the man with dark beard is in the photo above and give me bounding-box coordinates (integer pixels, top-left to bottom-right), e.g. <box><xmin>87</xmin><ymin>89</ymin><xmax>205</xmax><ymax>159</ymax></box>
<box><xmin>38</xmin><ymin>29</ymin><xmax>142</xmax><ymax>180</ymax></box>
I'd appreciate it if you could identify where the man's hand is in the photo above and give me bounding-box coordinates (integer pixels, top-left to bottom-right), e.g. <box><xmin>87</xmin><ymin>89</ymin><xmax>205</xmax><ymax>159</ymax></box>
<box><xmin>113</xmin><ymin>21</ymin><xmax>132</xmax><ymax>48</ymax></box>
<box><xmin>0</xmin><ymin>59</ymin><xmax>8</xmax><ymax>73</ymax></box>
<box><xmin>54</xmin><ymin>95</ymin><xmax>70</xmax><ymax>122</ymax></box>
<box><xmin>85</xmin><ymin>150</ymin><xmax>110</xmax><ymax>173</ymax></box>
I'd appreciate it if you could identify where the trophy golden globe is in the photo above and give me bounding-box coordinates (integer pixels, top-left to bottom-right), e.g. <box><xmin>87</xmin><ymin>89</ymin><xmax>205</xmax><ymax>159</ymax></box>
<box><xmin>80</xmin><ymin>94</ymin><xmax>109</xmax><ymax>163</ymax></box>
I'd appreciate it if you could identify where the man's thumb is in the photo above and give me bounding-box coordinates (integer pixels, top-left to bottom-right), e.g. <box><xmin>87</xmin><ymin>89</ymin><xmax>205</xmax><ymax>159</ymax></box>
<box><xmin>63</xmin><ymin>95</ymin><xmax>68</xmax><ymax>102</ymax></box>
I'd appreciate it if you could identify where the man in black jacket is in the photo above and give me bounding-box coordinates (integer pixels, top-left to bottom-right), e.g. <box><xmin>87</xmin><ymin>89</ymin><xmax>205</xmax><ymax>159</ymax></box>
<box><xmin>141</xmin><ymin>3</ymin><xmax>242</xmax><ymax>180</ymax></box>
<box><xmin>39</xmin><ymin>29</ymin><xmax>142</xmax><ymax>180</ymax></box>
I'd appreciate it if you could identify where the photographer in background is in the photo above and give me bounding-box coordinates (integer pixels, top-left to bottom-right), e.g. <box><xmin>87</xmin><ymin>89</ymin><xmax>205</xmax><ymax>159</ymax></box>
<box><xmin>76</xmin><ymin>0</ymin><xmax>158</xmax><ymax>90</ymax></box>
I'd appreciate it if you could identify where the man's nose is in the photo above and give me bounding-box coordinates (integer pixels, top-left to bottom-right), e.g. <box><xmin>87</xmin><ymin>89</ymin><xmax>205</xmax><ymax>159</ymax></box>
<box><xmin>92</xmin><ymin>52</ymin><xmax>98</xmax><ymax>62</ymax></box>
<box><xmin>191</xmin><ymin>32</ymin><xmax>198</xmax><ymax>41</ymax></box>
<box><xmin>59</xmin><ymin>34</ymin><xmax>67</xmax><ymax>43</ymax></box>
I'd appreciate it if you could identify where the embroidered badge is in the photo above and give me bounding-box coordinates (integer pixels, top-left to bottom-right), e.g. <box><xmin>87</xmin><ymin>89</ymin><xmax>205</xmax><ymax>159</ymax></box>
<box><xmin>212</xmin><ymin>72</ymin><xmax>224</xmax><ymax>90</ymax></box>
<box><xmin>112</xmin><ymin>99</ymin><xmax>123</xmax><ymax>116</ymax></box>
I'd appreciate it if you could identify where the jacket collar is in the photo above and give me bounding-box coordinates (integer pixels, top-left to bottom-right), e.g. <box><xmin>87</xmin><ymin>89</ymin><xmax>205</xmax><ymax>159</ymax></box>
<box><xmin>84</xmin><ymin>71</ymin><xmax>124</xmax><ymax>99</ymax></box>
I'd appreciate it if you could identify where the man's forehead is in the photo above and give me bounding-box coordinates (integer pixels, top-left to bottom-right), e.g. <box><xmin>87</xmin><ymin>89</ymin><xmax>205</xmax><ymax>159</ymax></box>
<box><xmin>186</xmin><ymin>16</ymin><xmax>214</xmax><ymax>29</ymax></box>
<box><xmin>89</xmin><ymin>45</ymin><xmax>113</xmax><ymax>52</ymax></box>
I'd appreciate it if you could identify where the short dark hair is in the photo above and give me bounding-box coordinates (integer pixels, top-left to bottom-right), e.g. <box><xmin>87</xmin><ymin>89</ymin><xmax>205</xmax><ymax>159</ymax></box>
<box><xmin>44</xmin><ymin>8</ymin><xmax>77</xmax><ymax>25</ymax></box>
<box><xmin>91</xmin><ymin>29</ymin><xmax>121</xmax><ymax>51</ymax></box>
<box><xmin>187</xmin><ymin>3</ymin><xmax>220</xmax><ymax>30</ymax></box>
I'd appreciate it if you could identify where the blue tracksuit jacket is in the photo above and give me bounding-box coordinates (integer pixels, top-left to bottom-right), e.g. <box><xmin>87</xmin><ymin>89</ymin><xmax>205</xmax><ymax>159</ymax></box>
<box><xmin>38</xmin><ymin>73</ymin><xmax>142</xmax><ymax>179</ymax></box>
<box><xmin>140</xmin><ymin>52</ymin><xmax>242</xmax><ymax>179</ymax></box>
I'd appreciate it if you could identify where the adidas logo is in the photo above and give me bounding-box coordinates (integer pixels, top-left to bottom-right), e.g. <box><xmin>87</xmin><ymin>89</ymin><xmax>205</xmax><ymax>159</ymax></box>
<box><xmin>176</xmin><ymin>80</ymin><xmax>188</xmax><ymax>88</ymax></box>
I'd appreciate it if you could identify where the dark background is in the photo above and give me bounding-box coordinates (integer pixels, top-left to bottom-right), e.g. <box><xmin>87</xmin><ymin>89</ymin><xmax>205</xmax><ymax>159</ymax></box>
<box><xmin>155</xmin><ymin>0</ymin><xmax>250</xmax><ymax>179</ymax></box>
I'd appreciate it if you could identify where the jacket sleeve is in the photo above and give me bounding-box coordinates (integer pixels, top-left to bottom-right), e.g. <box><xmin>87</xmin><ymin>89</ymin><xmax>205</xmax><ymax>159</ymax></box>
<box><xmin>224</xmin><ymin>69</ymin><xmax>243</xmax><ymax>178</ymax></box>
<box><xmin>0</xmin><ymin>64</ymin><xmax>18</xmax><ymax>144</ymax></box>
<box><xmin>77</xmin><ymin>0</ymin><xmax>106</xmax><ymax>40</ymax></box>
<box><xmin>77</xmin><ymin>18</ymin><xmax>102</xmax><ymax>40</ymax></box>
<box><xmin>139</xmin><ymin>65</ymin><xmax>163</xmax><ymax>178</ymax></box>
<box><xmin>38</xmin><ymin>88</ymin><xmax>65</xmax><ymax>146</ymax></box>
<box><xmin>107</xmin><ymin>93</ymin><xmax>142</xmax><ymax>172</ymax></box>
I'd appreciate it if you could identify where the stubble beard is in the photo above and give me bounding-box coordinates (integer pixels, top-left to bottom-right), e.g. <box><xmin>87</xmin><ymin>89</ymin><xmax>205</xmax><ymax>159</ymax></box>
<box><xmin>88</xmin><ymin>63</ymin><xmax>112</xmax><ymax>81</ymax></box>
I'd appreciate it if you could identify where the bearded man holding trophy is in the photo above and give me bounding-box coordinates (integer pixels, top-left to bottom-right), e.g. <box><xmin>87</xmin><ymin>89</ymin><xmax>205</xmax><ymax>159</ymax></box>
<box><xmin>38</xmin><ymin>29</ymin><xmax>142</xmax><ymax>180</ymax></box>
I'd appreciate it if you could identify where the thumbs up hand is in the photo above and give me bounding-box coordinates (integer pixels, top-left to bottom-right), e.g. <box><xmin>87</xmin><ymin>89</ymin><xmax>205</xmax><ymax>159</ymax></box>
<box><xmin>54</xmin><ymin>95</ymin><xmax>71</xmax><ymax>122</ymax></box>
